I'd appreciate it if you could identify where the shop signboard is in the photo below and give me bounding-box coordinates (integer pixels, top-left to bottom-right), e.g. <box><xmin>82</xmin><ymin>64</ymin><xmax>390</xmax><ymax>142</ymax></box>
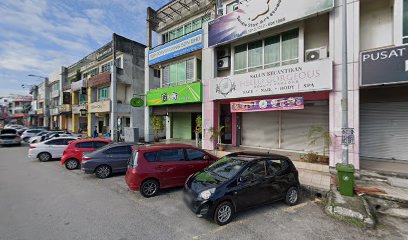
<box><xmin>231</xmin><ymin>97</ymin><xmax>304</xmax><ymax>113</ymax></box>
<box><xmin>341</xmin><ymin>128</ymin><xmax>355</xmax><ymax>145</ymax></box>
<box><xmin>210</xmin><ymin>59</ymin><xmax>332</xmax><ymax>100</ymax></box>
<box><xmin>146</xmin><ymin>82</ymin><xmax>202</xmax><ymax>106</ymax></box>
<box><xmin>72</xmin><ymin>106</ymin><xmax>84</xmax><ymax>114</ymax></box>
<box><xmin>88</xmin><ymin>100</ymin><xmax>111</xmax><ymax>113</ymax></box>
<box><xmin>361</xmin><ymin>45</ymin><xmax>408</xmax><ymax>86</ymax></box>
<box><xmin>208</xmin><ymin>0</ymin><xmax>334</xmax><ymax>47</ymax></box>
<box><xmin>148</xmin><ymin>30</ymin><xmax>203</xmax><ymax>65</ymax></box>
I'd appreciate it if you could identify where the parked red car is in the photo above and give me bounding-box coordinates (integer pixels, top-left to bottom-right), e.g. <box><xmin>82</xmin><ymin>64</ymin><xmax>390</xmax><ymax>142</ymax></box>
<box><xmin>61</xmin><ymin>138</ymin><xmax>111</xmax><ymax>170</ymax></box>
<box><xmin>125</xmin><ymin>144</ymin><xmax>218</xmax><ymax>198</ymax></box>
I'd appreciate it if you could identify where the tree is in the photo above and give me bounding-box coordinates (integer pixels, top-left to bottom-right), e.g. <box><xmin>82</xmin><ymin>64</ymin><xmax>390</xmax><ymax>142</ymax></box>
<box><xmin>151</xmin><ymin>115</ymin><xmax>164</xmax><ymax>142</ymax></box>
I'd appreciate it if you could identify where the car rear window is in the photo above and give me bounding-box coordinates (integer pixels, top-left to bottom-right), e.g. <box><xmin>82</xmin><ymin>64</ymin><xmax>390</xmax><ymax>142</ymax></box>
<box><xmin>158</xmin><ymin>149</ymin><xmax>185</xmax><ymax>162</ymax></box>
<box><xmin>76</xmin><ymin>142</ymin><xmax>93</xmax><ymax>148</ymax></box>
<box><xmin>94</xmin><ymin>141</ymin><xmax>109</xmax><ymax>149</ymax></box>
<box><xmin>144</xmin><ymin>152</ymin><xmax>158</xmax><ymax>162</ymax></box>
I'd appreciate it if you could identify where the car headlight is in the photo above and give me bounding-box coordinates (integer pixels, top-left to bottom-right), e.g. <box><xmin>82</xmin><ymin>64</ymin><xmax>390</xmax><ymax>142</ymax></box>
<box><xmin>199</xmin><ymin>188</ymin><xmax>216</xmax><ymax>200</ymax></box>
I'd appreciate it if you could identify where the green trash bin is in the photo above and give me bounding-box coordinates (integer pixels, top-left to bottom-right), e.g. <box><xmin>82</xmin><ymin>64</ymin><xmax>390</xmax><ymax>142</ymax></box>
<box><xmin>336</xmin><ymin>163</ymin><xmax>355</xmax><ymax>197</ymax></box>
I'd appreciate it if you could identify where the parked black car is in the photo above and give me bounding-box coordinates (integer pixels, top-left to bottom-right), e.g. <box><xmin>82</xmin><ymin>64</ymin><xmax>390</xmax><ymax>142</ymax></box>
<box><xmin>81</xmin><ymin>143</ymin><xmax>136</xmax><ymax>179</ymax></box>
<box><xmin>184</xmin><ymin>152</ymin><xmax>300</xmax><ymax>225</ymax></box>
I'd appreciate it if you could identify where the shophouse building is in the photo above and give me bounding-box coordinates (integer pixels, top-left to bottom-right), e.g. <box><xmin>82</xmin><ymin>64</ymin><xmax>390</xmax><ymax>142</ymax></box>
<box><xmin>48</xmin><ymin>70</ymin><xmax>61</xmax><ymax>129</ymax></box>
<box><xmin>67</xmin><ymin>34</ymin><xmax>145</xmax><ymax>139</ymax></box>
<box><xmin>358</xmin><ymin>0</ymin><xmax>408</xmax><ymax>164</ymax></box>
<box><xmin>37</xmin><ymin>79</ymin><xmax>49</xmax><ymax>127</ymax></box>
<box><xmin>8</xmin><ymin>95</ymin><xmax>32</xmax><ymax>125</ymax></box>
<box><xmin>144</xmin><ymin>0</ymin><xmax>215</xmax><ymax>142</ymax></box>
<box><xmin>201</xmin><ymin>0</ymin><xmax>360</xmax><ymax>169</ymax></box>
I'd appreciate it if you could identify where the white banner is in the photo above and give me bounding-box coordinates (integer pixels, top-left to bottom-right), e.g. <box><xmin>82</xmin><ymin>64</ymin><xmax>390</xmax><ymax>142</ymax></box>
<box><xmin>210</xmin><ymin>59</ymin><xmax>333</xmax><ymax>100</ymax></box>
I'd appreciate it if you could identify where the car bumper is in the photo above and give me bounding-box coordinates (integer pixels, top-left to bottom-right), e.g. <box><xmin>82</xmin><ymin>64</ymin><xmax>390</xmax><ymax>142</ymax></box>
<box><xmin>0</xmin><ymin>140</ymin><xmax>21</xmax><ymax>145</ymax></box>
<box><xmin>183</xmin><ymin>187</ymin><xmax>214</xmax><ymax>218</ymax></box>
<box><xmin>81</xmin><ymin>164</ymin><xmax>94</xmax><ymax>174</ymax></box>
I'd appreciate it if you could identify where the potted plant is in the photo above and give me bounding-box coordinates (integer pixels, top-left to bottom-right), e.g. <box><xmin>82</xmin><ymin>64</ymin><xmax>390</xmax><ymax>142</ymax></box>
<box><xmin>209</xmin><ymin>125</ymin><xmax>225</xmax><ymax>151</ymax></box>
<box><xmin>151</xmin><ymin>115</ymin><xmax>164</xmax><ymax>142</ymax></box>
<box><xmin>307</xmin><ymin>126</ymin><xmax>331</xmax><ymax>164</ymax></box>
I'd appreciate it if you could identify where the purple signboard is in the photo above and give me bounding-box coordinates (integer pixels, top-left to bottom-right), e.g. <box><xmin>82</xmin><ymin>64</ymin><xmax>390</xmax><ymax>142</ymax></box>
<box><xmin>230</xmin><ymin>97</ymin><xmax>304</xmax><ymax>113</ymax></box>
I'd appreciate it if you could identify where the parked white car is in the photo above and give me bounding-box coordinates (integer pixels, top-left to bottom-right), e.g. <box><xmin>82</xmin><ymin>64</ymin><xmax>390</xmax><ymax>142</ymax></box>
<box><xmin>28</xmin><ymin>137</ymin><xmax>79</xmax><ymax>161</ymax></box>
<box><xmin>21</xmin><ymin>129</ymin><xmax>45</xmax><ymax>142</ymax></box>
<box><xmin>28</xmin><ymin>131</ymin><xmax>51</xmax><ymax>144</ymax></box>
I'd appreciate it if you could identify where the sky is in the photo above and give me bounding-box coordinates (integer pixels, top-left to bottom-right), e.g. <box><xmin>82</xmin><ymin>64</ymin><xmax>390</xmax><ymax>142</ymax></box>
<box><xmin>0</xmin><ymin>0</ymin><xmax>169</xmax><ymax>96</ymax></box>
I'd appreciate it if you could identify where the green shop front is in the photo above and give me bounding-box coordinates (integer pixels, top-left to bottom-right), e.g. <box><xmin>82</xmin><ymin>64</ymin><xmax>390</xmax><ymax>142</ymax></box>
<box><xmin>147</xmin><ymin>82</ymin><xmax>202</xmax><ymax>140</ymax></box>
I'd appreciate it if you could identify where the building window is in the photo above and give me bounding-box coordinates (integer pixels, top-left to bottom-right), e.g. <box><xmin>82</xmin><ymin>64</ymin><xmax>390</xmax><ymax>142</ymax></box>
<box><xmin>162</xmin><ymin>58</ymin><xmax>195</xmax><ymax>87</ymax></box>
<box><xmin>101</xmin><ymin>61</ymin><xmax>112</xmax><ymax>73</ymax></box>
<box><xmin>83</xmin><ymin>68</ymin><xmax>99</xmax><ymax>78</ymax></box>
<box><xmin>404</xmin><ymin>0</ymin><xmax>408</xmax><ymax>44</ymax></box>
<box><xmin>154</xmin><ymin>69</ymin><xmax>161</xmax><ymax>78</ymax></box>
<box><xmin>161</xmin><ymin>14</ymin><xmax>211</xmax><ymax>44</ymax></box>
<box><xmin>79</xmin><ymin>93</ymin><xmax>87</xmax><ymax>104</ymax></box>
<box><xmin>98</xmin><ymin>87</ymin><xmax>110</xmax><ymax>101</ymax></box>
<box><xmin>233</xmin><ymin>29</ymin><xmax>299</xmax><ymax>74</ymax></box>
<box><xmin>51</xmin><ymin>83</ymin><xmax>59</xmax><ymax>91</ymax></box>
<box><xmin>226</xmin><ymin>0</ymin><xmax>239</xmax><ymax>14</ymax></box>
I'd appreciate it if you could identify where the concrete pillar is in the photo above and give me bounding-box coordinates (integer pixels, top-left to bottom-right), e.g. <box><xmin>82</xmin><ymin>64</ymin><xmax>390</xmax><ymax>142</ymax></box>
<box><xmin>144</xmin><ymin>48</ymin><xmax>154</xmax><ymax>142</ymax></box>
<box><xmin>201</xmin><ymin>23</ymin><xmax>217</xmax><ymax>150</ymax></box>
<box><xmin>87</xmin><ymin>87</ymin><xmax>92</xmax><ymax>137</ymax></box>
<box><xmin>165</xmin><ymin>114</ymin><xmax>171</xmax><ymax>139</ymax></box>
<box><xmin>329</xmin><ymin>0</ymin><xmax>360</xmax><ymax>169</ymax></box>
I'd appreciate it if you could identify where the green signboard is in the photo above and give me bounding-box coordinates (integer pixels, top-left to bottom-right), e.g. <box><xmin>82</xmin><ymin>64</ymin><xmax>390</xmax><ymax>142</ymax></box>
<box><xmin>130</xmin><ymin>98</ymin><xmax>144</xmax><ymax>107</ymax></box>
<box><xmin>147</xmin><ymin>82</ymin><xmax>202</xmax><ymax>106</ymax></box>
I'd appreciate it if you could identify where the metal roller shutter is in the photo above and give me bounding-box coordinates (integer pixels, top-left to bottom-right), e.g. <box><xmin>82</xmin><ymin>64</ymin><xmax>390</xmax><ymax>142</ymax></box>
<box><xmin>360</xmin><ymin>102</ymin><xmax>408</xmax><ymax>161</ymax></box>
<box><xmin>281</xmin><ymin>105</ymin><xmax>329</xmax><ymax>153</ymax></box>
<box><xmin>241</xmin><ymin>111</ymin><xmax>280</xmax><ymax>149</ymax></box>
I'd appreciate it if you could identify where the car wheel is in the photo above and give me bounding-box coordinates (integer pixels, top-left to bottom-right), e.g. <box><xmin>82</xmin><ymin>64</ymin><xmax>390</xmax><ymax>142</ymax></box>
<box><xmin>65</xmin><ymin>159</ymin><xmax>79</xmax><ymax>170</ymax></box>
<box><xmin>214</xmin><ymin>201</ymin><xmax>234</xmax><ymax>225</ymax></box>
<box><xmin>285</xmin><ymin>186</ymin><xmax>299</xmax><ymax>206</ymax></box>
<box><xmin>38</xmin><ymin>152</ymin><xmax>51</xmax><ymax>162</ymax></box>
<box><xmin>140</xmin><ymin>179</ymin><xmax>159</xmax><ymax>198</ymax></box>
<box><xmin>95</xmin><ymin>165</ymin><xmax>111</xmax><ymax>179</ymax></box>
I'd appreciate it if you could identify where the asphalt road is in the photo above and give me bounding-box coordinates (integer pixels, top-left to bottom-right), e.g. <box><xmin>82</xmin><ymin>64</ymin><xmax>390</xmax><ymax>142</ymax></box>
<box><xmin>0</xmin><ymin>145</ymin><xmax>404</xmax><ymax>240</ymax></box>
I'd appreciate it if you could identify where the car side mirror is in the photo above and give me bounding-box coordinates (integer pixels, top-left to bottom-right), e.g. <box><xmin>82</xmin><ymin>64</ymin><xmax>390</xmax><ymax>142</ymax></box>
<box><xmin>203</xmin><ymin>155</ymin><xmax>210</xmax><ymax>161</ymax></box>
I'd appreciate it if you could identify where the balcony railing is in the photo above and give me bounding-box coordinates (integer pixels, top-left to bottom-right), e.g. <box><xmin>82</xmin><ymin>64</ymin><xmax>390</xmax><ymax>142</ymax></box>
<box><xmin>88</xmin><ymin>72</ymin><xmax>111</xmax><ymax>88</ymax></box>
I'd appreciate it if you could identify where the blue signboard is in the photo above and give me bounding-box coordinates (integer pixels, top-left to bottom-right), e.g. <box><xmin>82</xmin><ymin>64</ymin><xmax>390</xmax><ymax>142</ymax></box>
<box><xmin>148</xmin><ymin>29</ymin><xmax>203</xmax><ymax>65</ymax></box>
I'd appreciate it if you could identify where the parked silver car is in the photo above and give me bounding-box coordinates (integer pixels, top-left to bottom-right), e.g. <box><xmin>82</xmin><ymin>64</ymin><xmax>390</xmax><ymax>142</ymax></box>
<box><xmin>0</xmin><ymin>129</ymin><xmax>22</xmax><ymax>146</ymax></box>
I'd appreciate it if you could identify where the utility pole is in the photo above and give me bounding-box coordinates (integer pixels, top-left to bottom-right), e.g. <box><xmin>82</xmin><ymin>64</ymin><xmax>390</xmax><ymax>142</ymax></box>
<box><xmin>341</xmin><ymin>0</ymin><xmax>349</xmax><ymax>164</ymax></box>
<box><xmin>111</xmin><ymin>34</ymin><xmax>118</xmax><ymax>142</ymax></box>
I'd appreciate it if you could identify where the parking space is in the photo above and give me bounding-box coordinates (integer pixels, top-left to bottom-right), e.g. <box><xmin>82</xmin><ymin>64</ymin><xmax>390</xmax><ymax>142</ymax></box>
<box><xmin>0</xmin><ymin>145</ymin><xmax>402</xmax><ymax>240</ymax></box>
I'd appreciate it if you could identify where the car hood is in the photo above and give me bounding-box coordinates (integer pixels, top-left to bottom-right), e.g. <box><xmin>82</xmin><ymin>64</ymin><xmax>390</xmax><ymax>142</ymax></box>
<box><xmin>189</xmin><ymin>170</ymin><xmax>226</xmax><ymax>193</ymax></box>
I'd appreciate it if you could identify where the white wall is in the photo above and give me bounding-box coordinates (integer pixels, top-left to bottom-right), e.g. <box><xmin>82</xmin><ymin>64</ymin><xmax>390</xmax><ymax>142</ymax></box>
<box><xmin>305</xmin><ymin>13</ymin><xmax>330</xmax><ymax>52</ymax></box>
<box><xmin>360</xmin><ymin>0</ymin><xmax>393</xmax><ymax>51</ymax></box>
<box><xmin>117</xmin><ymin>83</ymin><xmax>126</xmax><ymax>103</ymax></box>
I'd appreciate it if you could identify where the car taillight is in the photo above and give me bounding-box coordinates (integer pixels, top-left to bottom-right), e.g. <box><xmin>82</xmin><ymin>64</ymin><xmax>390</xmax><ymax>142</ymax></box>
<box><xmin>30</xmin><ymin>145</ymin><xmax>36</xmax><ymax>149</ymax></box>
<box><xmin>15</xmin><ymin>136</ymin><xmax>21</xmax><ymax>140</ymax></box>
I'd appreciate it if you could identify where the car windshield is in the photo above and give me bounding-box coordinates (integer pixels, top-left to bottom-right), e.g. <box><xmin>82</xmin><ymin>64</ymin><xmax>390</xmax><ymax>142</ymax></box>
<box><xmin>205</xmin><ymin>156</ymin><xmax>255</xmax><ymax>179</ymax></box>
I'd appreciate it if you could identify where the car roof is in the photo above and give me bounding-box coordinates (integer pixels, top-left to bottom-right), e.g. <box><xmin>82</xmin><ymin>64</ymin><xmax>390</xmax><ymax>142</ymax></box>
<box><xmin>226</xmin><ymin>152</ymin><xmax>290</xmax><ymax>161</ymax></box>
<box><xmin>71</xmin><ymin>138</ymin><xmax>110</xmax><ymax>143</ymax></box>
<box><xmin>132</xmin><ymin>143</ymin><xmax>200</xmax><ymax>151</ymax></box>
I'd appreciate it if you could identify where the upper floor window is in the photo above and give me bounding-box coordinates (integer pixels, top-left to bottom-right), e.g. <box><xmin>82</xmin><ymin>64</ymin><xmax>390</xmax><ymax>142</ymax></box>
<box><xmin>234</xmin><ymin>29</ymin><xmax>299</xmax><ymax>74</ymax></box>
<box><xmin>162</xmin><ymin>14</ymin><xmax>211</xmax><ymax>44</ymax></box>
<box><xmin>51</xmin><ymin>83</ymin><xmax>59</xmax><ymax>92</ymax></box>
<box><xmin>98</xmin><ymin>87</ymin><xmax>109</xmax><ymax>101</ymax></box>
<box><xmin>101</xmin><ymin>61</ymin><xmax>112</xmax><ymax>73</ymax></box>
<box><xmin>79</xmin><ymin>92</ymin><xmax>87</xmax><ymax>104</ymax></box>
<box><xmin>404</xmin><ymin>0</ymin><xmax>408</xmax><ymax>44</ymax></box>
<box><xmin>162</xmin><ymin>58</ymin><xmax>195</xmax><ymax>87</ymax></box>
<box><xmin>226</xmin><ymin>0</ymin><xmax>239</xmax><ymax>14</ymax></box>
<box><xmin>83</xmin><ymin>68</ymin><xmax>99</xmax><ymax>79</ymax></box>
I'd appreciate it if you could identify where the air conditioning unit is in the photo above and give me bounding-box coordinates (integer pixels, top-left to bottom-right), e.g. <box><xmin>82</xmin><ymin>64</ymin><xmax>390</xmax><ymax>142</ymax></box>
<box><xmin>217</xmin><ymin>57</ymin><xmax>230</xmax><ymax>70</ymax></box>
<box><xmin>217</xmin><ymin>47</ymin><xmax>230</xmax><ymax>58</ymax></box>
<box><xmin>305</xmin><ymin>47</ymin><xmax>327</xmax><ymax>62</ymax></box>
